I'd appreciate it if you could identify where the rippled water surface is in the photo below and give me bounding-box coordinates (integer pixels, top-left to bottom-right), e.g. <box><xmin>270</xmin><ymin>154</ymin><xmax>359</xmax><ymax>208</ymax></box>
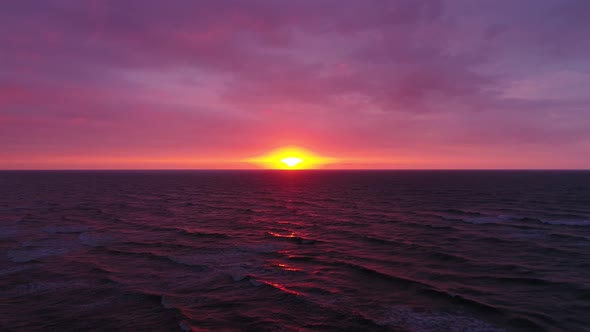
<box><xmin>1</xmin><ymin>171</ymin><xmax>590</xmax><ymax>331</ymax></box>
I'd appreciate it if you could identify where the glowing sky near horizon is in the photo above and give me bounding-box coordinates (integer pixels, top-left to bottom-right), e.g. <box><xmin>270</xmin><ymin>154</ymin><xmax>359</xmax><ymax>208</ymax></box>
<box><xmin>1</xmin><ymin>0</ymin><xmax>590</xmax><ymax>169</ymax></box>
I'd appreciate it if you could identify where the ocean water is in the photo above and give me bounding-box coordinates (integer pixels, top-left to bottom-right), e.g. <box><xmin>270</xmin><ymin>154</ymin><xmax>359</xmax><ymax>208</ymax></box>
<box><xmin>1</xmin><ymin>170</ymin><xmax>589</xmax><ymax>331</ymax></box>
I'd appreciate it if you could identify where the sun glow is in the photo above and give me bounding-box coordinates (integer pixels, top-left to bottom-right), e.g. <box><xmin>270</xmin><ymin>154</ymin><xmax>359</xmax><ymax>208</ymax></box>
<box><xmin>245</xmin><ymin>146</ymin><xmax>335</xmax><ymax>170</ymax></box>
<box><xmin>281</xmin><ymin>157</ymin><xmax>303</xmax><ymax>168</ymax></box>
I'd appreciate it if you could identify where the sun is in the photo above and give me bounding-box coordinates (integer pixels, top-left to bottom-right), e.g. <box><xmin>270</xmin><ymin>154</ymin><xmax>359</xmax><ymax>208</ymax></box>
<box><xmin>281</xmin><ymin>157</ymin><xmax>303</xmax><ymax>168</ymax></box>
<box><xmin>245</xmin><ymin>146</ymin><xmax>335</xmax><ymax>170</ymax></box>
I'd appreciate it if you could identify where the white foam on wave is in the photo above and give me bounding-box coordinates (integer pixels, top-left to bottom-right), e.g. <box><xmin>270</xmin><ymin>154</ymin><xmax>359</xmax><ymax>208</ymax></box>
<box><xmin>377</xmin><ymin>306</ymin><xmax>505</xmax><ymax>332</ymax></box>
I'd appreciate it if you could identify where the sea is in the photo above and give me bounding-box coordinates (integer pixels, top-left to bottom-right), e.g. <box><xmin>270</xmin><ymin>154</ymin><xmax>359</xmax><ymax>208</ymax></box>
<box><xmin>1</xmin><ymin>170</ymin><xmax>589</xmax><ymax>331</ymax></box>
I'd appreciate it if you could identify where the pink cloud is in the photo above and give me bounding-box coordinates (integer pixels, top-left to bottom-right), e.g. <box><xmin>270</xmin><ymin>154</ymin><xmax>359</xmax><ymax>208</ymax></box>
<box><xmin>1</xmin><ymin>0</ymin><xmax>589</xmax><ymax>169</ymax></box>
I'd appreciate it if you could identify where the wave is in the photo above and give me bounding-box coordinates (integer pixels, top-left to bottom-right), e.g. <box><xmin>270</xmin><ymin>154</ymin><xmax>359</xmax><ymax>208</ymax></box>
<box><xmin>0</xmin><ymin>265</ymin><xmax>35</xmax><ymax>277</ymax></box>
<box><xmin>8</xmin><ymin>247</ymin><xmax>71</xmax><ymax>263</ymax></box>
<box><xmin>43</xmin><ymin>225</ymin><xmax>90</xmax><ymax>233</ymax></box>
<box><xmin>101</xmin><ymin>248</ymin><xmax>206</xmax><ymax>271</ymax></box>
<box><xmin>285</xmin><ymin>200</ymin><xmax>326</xmax><ymax>208</ymax></box>
<box><xmin>426</xmin><ymin>251</ymin><xmax>470</xmax><ymax>263</ymax></box>
<box><xmin>440</xmin><ymin>209</ymin><xmax>487</xmax><ymax>217</ymax></box>
<box><xmin>257</xmin><ymin>280</ymin><xmax>300</xmax><ymax>296</ymax></box>
<box><xmin>462</xmin><ymin>217</ymin><xmax>508</xmax><ymax>224</ymax></box>
<box><xmin>376</xmin><ymin>305</ymin><xmax>506</xmax><ymax>332</ymax></box>
<box><xmin>419</xmin><ymin>288</ymin><xmax>508</xmax><ymax>317</ymax></box>
<box><xmin>226</xmin><ymin>267</ymin><xmax>251</xmax><ymax>282</ymax></box>
<box><xmin>3</xmin><ymin>171</ymin><xmax>590</xmax><ymax>331</ymax></box>
<box><xmin>362</xmin><ymin>235</ymin><xmax>398</xmax><ymax>245</ymax></box>
<box><xmin>121</xmin><ymin>222</ymin><xmax>233</xmax><ymax>240</ymax></box>
<box><xmin>413</xmin><ymin>288</ymin><xmax>560</xmax><ymax>331</ymax></box>
<box><xmin>178</xmin><ymin>320</ymin><xmax>194</xmax><ymax>332</ymax></box>
<box><xmin>333</xmin><ymin>260</ymin><xmax>432</xmax><ymax>289</ymax></box>
<box><xmin>539</xmin><ymin>220</ymin><xmax>590</xmax><ymax>226</ymax></box>
<box><xmin>445</xmin><ymin>212</ymin><xmax>590</xmax><ymax>228</ymax></box>
<box><xmin>177</xmin><ymin>229</ymin><xmax>231</xmax><ymax>239</ymax></box>
<box><xmin>544</xmin><ymin>212</ymin><xmax>590</xmax><ymax>219</ymax></box>
<box><xmin>79</xmin><ymin>232</ymin><xmax>115</xmax><ymax>247</ymax></box>
<box><xmin>7</xmin><ymin>281</ymin><xmax>89</xmax><ymax>296</ymax></box>
<box><xmin>113</xmin><ymin>291</ymin><xmax>196</xmax><ymax>331</ymax></box>
<box><xmin>0</xmin><ymin>226</ymin><xmax>19</xmax><ymax>239</ymax></box>
<box><xmin>167</xmin><ymin>253</ymin><xmax>246</xmax><ymax>272</ymax></box>
<box><xmin>265</xmin><ymin>231</ymin><xmax>317</xmax><ymax>244</ymax></box>
<box><xmin>548</xmin><ymin>232</ymin><xmax>590</xmax><ymax>242</ymax></box>
<box><xmin>471</xmin><ymin>275</ymin><xmax>590</xmax><ymax>297</ymax></box>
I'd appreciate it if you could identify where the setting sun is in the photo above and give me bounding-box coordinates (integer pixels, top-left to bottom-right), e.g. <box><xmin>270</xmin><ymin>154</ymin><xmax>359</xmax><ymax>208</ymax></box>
<box><xmin>280</xmin><ymin>157</ymin><xmax>303</xmax><ymax>168</ymax></box>
<box><xmin>245</xmin><ymin>146</ymin><xmax>336</xmax><ymax>169</ymax></box>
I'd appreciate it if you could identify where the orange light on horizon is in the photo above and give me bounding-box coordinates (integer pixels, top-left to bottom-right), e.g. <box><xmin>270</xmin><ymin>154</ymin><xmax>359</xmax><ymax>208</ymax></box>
<box><xmin>245</xmin><ymin>146</ymin><xmax>336</xmax><ymax>169</ymax></box>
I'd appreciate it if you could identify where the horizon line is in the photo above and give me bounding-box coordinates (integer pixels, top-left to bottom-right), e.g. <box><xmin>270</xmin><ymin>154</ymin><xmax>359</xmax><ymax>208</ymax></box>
<box><xmin>1</xmin><ymin>168</ymin><xmax>589</xmax><ymax>171</ymax></box>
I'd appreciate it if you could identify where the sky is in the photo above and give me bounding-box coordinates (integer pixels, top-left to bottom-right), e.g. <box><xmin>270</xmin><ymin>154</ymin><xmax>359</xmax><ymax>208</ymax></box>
<box><xmin>1</xmin><ymin>0</ymin><xmax>589</xmax><ymax>169</ymax></box>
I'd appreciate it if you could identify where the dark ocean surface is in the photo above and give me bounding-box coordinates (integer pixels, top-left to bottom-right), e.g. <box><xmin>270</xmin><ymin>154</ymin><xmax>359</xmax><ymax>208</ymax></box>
<box><xmin>1</xmin><ymin>170</ymin><xmax>589</xmax><ymax>331</ymax></box>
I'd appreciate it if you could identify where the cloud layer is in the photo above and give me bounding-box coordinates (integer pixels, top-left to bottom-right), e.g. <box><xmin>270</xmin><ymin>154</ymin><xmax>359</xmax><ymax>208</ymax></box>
<box><xmin>1</xmin><ymin>0</ymin><xmax>589</xmax><ymax>168</ymax></box>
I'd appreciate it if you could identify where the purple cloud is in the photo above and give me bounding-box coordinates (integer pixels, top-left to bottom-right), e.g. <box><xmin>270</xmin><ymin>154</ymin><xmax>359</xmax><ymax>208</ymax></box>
<box><xmin>1</xmin><ymin>0</ymin><xmax>589</xmax><ymax>168</ymax></box>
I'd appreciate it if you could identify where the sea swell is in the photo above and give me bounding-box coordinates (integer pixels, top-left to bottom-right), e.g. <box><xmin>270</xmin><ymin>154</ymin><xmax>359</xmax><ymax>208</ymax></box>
<box><xmin>1</xmin><ymin>170</ymin><xmax>589</xmax><ymax>331</ymax></box>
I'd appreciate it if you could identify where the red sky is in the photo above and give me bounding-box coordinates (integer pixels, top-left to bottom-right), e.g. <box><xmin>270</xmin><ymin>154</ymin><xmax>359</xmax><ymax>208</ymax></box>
<box><xmin>1</xmin><ymin>0</ymin><xmax>590</xmax><ymax>169</ymax></box>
